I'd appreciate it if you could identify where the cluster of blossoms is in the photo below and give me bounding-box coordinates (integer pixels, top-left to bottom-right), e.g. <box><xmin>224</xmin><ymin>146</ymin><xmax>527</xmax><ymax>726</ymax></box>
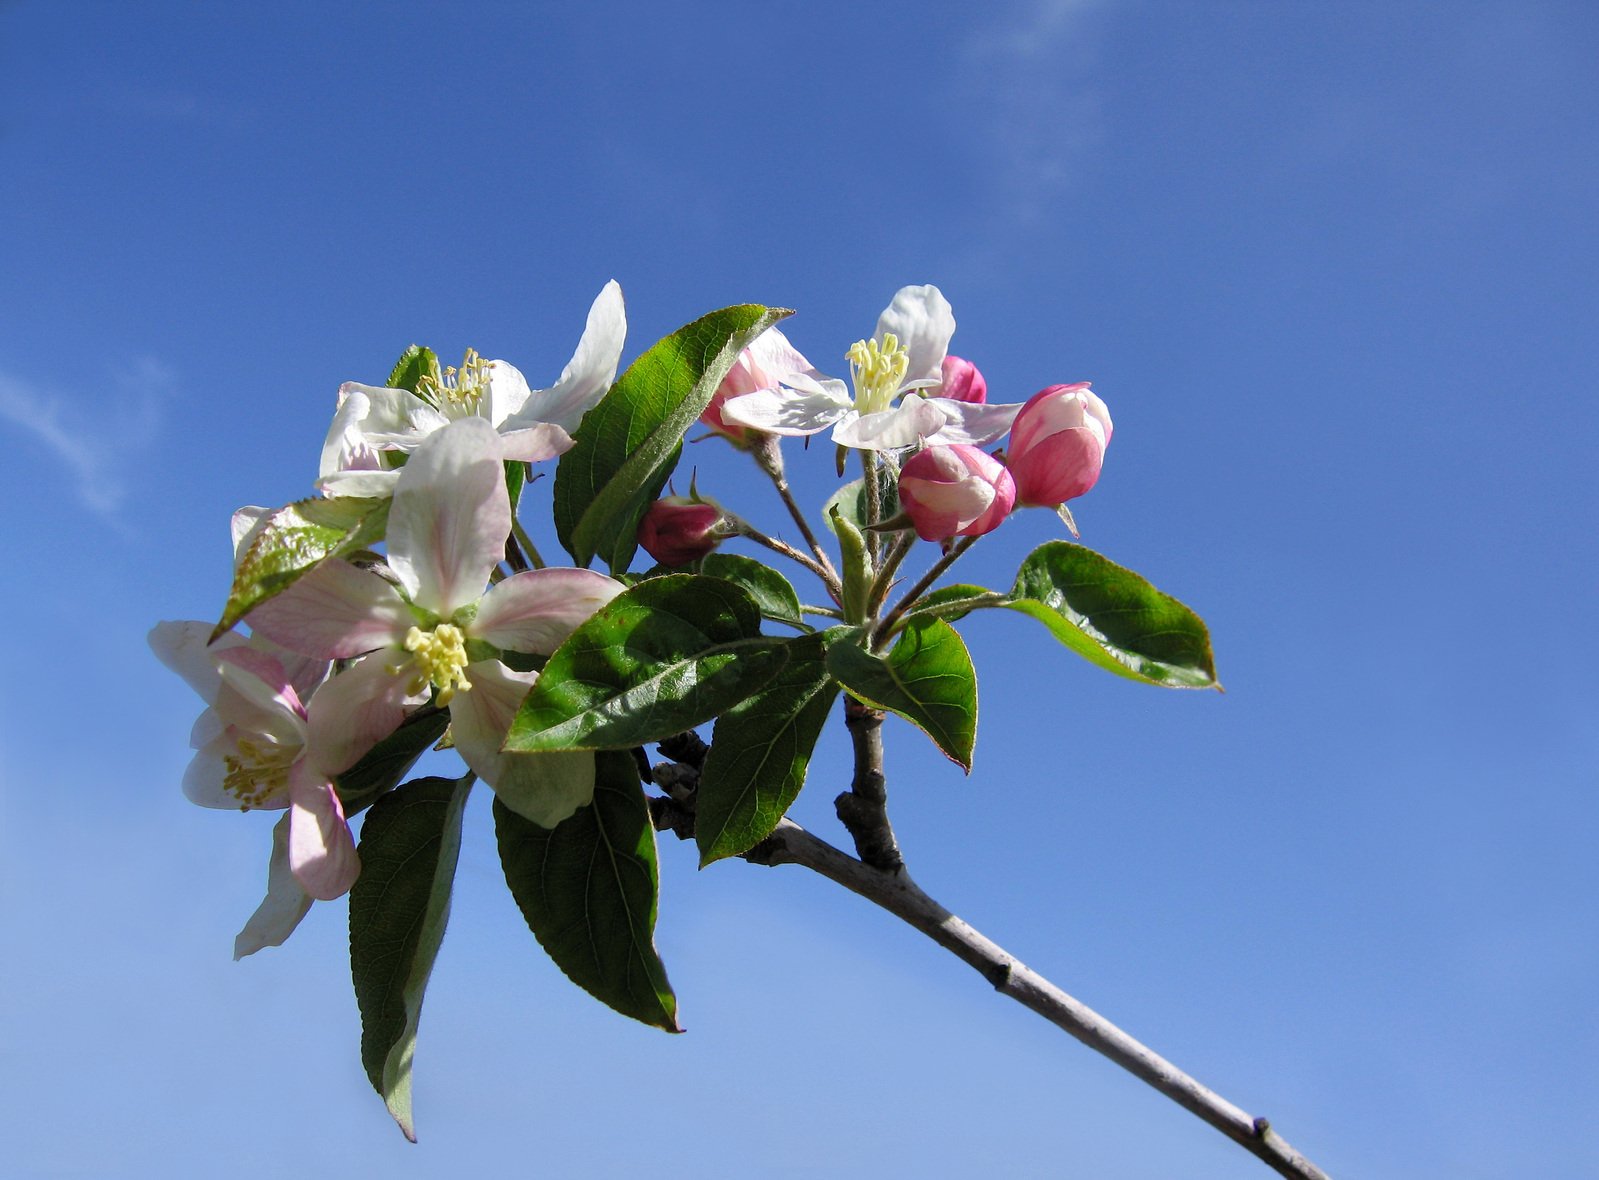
<box><xmin>640</xmin><ymin>283</ymin><xmax>1111</xmax><ymax>566</ymax></box>
<box><xmin>153</xmin><ymin>284</ymin><xmax>630</xmax><ymax>955</ymax></box>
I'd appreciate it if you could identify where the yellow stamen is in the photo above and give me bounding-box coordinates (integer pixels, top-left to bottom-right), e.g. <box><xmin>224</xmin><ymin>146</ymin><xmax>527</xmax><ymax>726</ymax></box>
<box><xmin>415</xmin><ymin>348</ymin><xmax>495</xmax><ymax>417</ymax></box>
<box><xmin>846</xmin><ymin>332</ymin><xmax>910</xmax><ymax>416</ymax></box>
<box><xmin>222</xmin><ymin>738</ymin><xmax>295</xmax><ymax>811</ymax></box>
<box><xmin>403</xmin><ymin>623</ymin><xmax>473</xmax><ymax>705</ymax></box>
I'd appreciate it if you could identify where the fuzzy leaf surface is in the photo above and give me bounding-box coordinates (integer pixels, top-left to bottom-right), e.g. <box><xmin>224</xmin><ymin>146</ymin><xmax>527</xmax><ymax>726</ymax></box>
<box><xmin>700</xmin><ymin>553</ymin><xmax>806</xmax><ymax>629</ymax></box>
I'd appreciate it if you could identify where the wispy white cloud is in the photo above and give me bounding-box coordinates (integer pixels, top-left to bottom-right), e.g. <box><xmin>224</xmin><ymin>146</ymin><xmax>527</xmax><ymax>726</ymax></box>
<box><xmin>0</xmin><ymin>358</ymin><xmax>167</xmax><ymax>516</ymax></box>
<box><xmin>962</xmin><ymin>0</ymin><xmax>1113</xmax><ymax>226</ymax></box>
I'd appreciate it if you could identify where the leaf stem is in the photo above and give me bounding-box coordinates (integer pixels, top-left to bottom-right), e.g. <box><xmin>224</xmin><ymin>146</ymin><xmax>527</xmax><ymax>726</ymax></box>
<box><xmin>873</xmin><ymin>535</ymin><xmax>980</xmax><ymax>647</ymax></box>
<box><xmin>727</xmin><ymin>514</ymin><xmax>843</xmax><ymax>600</ymax></box>
<box><xmin>512</xmin><ymin>518</ymin><xmax>547</xmax><ymax>570</ymax></box>
<box><xmin>752</xmin><ymin>435</ymin><xmax>839</xmax><ymax>586</ymax></box>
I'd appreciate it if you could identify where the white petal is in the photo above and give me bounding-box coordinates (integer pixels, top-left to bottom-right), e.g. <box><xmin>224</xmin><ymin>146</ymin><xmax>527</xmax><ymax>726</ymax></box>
<box><xmin>504</xmin><ymin>280</ymin><xmax>627</xmax><ymax>434</ymax></box>
<box><xmin>486</xmin><ymin>359</ymin><xmax>533</xmax><ymax>427</ymax></box>
<box><xmin>231</xmin><ymin>507</ymin><xmax>272</xmax><ymax>561</ymax></box>
<box><xmin>497</xmin><ymin>423</ymin><xmax>574</xmax><ymax>465</ymax></box>
<box><xmin>304</xmin><ymin>652</ymin><xmax>422</xmax><ymax>776</ymax></box>
<box><xmin>234</xmin><ymin>814</ymin><xmax>315</xmax><ymax>959</ymax></box>
<box><xmin>875</xmin><ymin>285</ymin><xmax>955</xmax><ymax>386</ymax></box>
<box><xmin>923</xmin><ymin>398</ymin><xmax>1024</xmax><ymax>447</ymax></box>
<box><xmin>337</xmin><ymin>384</ymin><xmax>449</xmax><ymax>452</ymax></box>
<box><xmin>150</xmin><ymin>620</ymin><xmax>239</xmax><ymax>704</ymax></box>
<box><xmin>471</xmin><ymin>568</ymin><xmax>624</xmax><ymax>654</ymax></box>
<box><xmin>317</xmin><ymin>468</ymin><xmax>402</xmax><ymax>498</ymax></box>
<box><xmin>721</xmin><ymin>382</ymin><xmax>852</xmax><ymax>436</ymax></box>
<box><xmin>287</xmin><ymin>762</ymin><xmax>360</xmax><ymax>900</ymax></box>
<box><xmin>245</xmin><ymin>557</ymin><xmax>412</xmax><ymax>660</ymax></box>
<box><xmin>832</xmin><ymin>397</ymin><xmax>948</xmax><ymax>451</ymax></box>
<box><xmin>388</xmin><ymin>417</ymin><xmax>510</xmax><ymax>616</ymax></box>
<box><xmin>745</xmin><ymin>326</ymin><xmax>819</xmax><ymax>384</ymax></box>
<box><xmin>181</xmin><ymin>742</ymin><xmax>237</xmax><ymax>809</ymax></box>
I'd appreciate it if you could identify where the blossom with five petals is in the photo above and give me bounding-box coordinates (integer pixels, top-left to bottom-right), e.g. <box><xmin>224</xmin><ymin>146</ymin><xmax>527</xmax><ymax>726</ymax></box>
<box><xmin>251</xmin><ymin>416</ymin><xmax>625</xmax><ymax>826</ymax></box>
<box><xmin>319</xmin><ymin>280</ymin><xmax>627</xmax><ymax>497</ymax></box>
<box><xmin>719</xmin><ymin>285</ymin><xmax>1022</xmax><ymax>452</ymax></box>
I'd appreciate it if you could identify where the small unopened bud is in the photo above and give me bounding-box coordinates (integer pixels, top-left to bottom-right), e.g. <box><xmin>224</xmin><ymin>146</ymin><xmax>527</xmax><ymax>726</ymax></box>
<box><xmin>638</xmin><ymin>497</ymin><xmax>726</xmax><ymax>566</ymax></box>
<box><xmin>1004</xmin><ymin>383</ymin><xmax>1113</xmax><ymax>508</ymax></box>
<box><xmin>938</xmin><ymin>355</ymin><xmax>988</xmax><ymax>404</ymax></box>
<box><xmin>897</xmin><ymin>444</ymin><xmax>1016</xmax><ymax>542</ymax></box>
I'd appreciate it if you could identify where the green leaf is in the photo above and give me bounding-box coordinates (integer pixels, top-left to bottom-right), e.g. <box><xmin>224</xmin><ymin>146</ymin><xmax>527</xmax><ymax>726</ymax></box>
<box><xmin>505</xmin><ymin>574</ymin><xmax>789</xmax><ymax>753</ymax></box>
<box><xmin>495</xmin><ymin>751</ymin><xmax>679</xmax><ymax>1031</ymax></box>
<box><xmin>827</xmin><ymin>617</ymin><xmax>978</xmax><ymax>770</ymax></box>
<box><xmin>350</xmin><ymin>773</ymin><xmax>473</xmax><ymax>1142</ymax></box>
<box><xmin>822</xmin><ymin>468</ymin><xmax>901</xmax><ymax>536</ymax></box>
<box><xmin>899</xmin><ymin>583</ymin><xmax>999</xmax><ymax>626</ymax></box>
<box><xmin>700</xmin><ymin>553</ymin><xmax>806</xmax><ymax>629</ymax></box>
<box><xmin>335</xmin><ymin>708</ymin><xmax>450</xmax><ymax>817</ymax></box>
<box><xmin>387</xmin><ymin>344</ymin><xmax>438</xmax><ymax>393</ymax></box>
<box><xmin>214</xmin><ymin>497</ymin><xmax>390</xmax><ymax>637</ymax></box>
<box><xmin>1007</xmin><ymin>541</ymin><xmax>1218</xmax><ymax>689</ymax></box>
<box><xmin>554</xmin><ymin>303</ymin><xmax>792</xmax><ymax>573</ymax></box>
<box><xmin>696</xmin><ymin>631</ymin><xmax>842</xmax><ymax>865</ymax></box>
<box><xmin>827</xmin><ymin>504</ymin><xmax>872</xmax><ymax>625</ymax></box>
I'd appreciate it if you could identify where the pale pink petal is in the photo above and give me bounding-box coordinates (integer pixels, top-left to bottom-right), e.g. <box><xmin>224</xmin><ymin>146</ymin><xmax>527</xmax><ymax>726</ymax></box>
<box><xmin>214</xmin><ymin>646</ymin><xmax>306</xmax><ymax>720</ymax></box>
<box><xmin>304</xmin><ymin>652</ymin><xmax>422</xmax><ymax>776</ymax></box>
<box><xmin>449</xmin><ymin>659</ymin><xmax>595</xmax><ymax>827</ymax></box>
<box><xmin>874</xmin><ymin>285</ymin><xmax>955</xmax><ymax>386</ymax></box>
<box><xmin>497</xmin><ymin>422</ymin><xmax>574</xmax><ymax>464</ymax></box>
<box><xmin>923</xmin><ymin>398</ymin><xmax>1024</xmax><ymax>447</ymax></box>
<box><xmin>231</xmin><ymin>506</ymin><xmax>272</xmax><ymax>561</ymax></box>
<box><xmin>471</xmin><ymin>568</ymin><xmax>624</xmax><ymax>654</ymax></box>
<box><xmin>318</xmin><ymin>468</ymin><xmax>401</xmax><ymax>499</ymax></box>
<box><xmin>182</xmin><ymin>741</ymin><xmax>237</xmax><ymax>809</ymax></box>
<box><xmin>744</xmin><ymin>326</ymin><xmax>820</xmax><ymax>385</ymax></box>
<box><xmin>503</xmin><ymin>280</ymin><xmax>627</xmax><ymax>434</ymax></box>
<box><xmin>387</xmin><ymin>417</ymin><xmax>510</xmax><ymax>616</ymax></box>
<box><xmin>287</xmin><ymin>762</ymin><xmax>360</xmax><ymax>900</ymax></box>
<box><xmin>149</xmin><ymin>620</ymin><xmax>242</xmax><ymax>703</ymax></box>
<box><xmin>234</xmin><ymin>814</ymin><xmax>315</xmax><ymax>959</ymax></box>
<box><xmin>245</xmin><ymin>557</ymin><xmax>413</xmax><ymax>659</ymax></box>
<box><xmin>721</xmin><ymin>381</ymin><xmax>852</xmax><ymax>436</ymax></box>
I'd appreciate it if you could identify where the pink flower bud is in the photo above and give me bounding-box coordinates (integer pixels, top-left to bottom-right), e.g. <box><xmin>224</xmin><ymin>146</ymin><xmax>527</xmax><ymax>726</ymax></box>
<box><xmin>1005</xmin><ymin>383</ymin><xmax>1113</xmax><ymax>508</ymax></box>
<box><xmin>898</xmin><ymin>445</ymin><xmax>1016</xmax><ymax>542</ymax></box>
<box><xmin>638</xmin><ymin>497</ymin><xmax>726</xmax><ymax>566</ymax></box>
<box><xmin>938</xmin><ymin>356</ymin><xmax>988</xmax><ymax>404</ymax></box>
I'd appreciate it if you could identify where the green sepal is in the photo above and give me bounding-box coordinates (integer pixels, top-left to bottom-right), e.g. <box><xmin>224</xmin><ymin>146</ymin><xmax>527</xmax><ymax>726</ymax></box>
<box><xmin>1007</xmin><ymin>541</ymin><xmax>1219</xmax><ymax>689</ymax></box>
<box><xmin>827</xmin><ymin>505</ymin><xmax>872</xmax><ymax>625</ymax></box>
<box><xmin>696</xmin><ymin>629</ymin><xmax>845</xmax><ymax>864</ymax></box>
<box><xmin>504</xmin><ymin>574</ymin><xmax>789</xmax><ymax>753</ymax></box>
<box><xmin>495</xmin><ymin>751</ymin><xmax>680</xmax><ymax>1031</ymax></box>
<box><xmin>349</xmin><ymin>773</ymin><xmax>473</xmax><ymax>1142</ymax></box>
<box><xmin>826</xmin><ymin>617</ymin><xmax>978</xmax><ymax>771</ymax></box>
<box><xmin>213</xmin><ymin>496</ymin><xmax>390</xmax><ymax>638</ymax></box>
<box><xmin>700</xmin><ymin>553</ymin><xmax>807</xmax><ymax>630</ymax></box>
<box><xmin>553</xmin><ymin>303</ymin><xmax>792</xmax><ymax>573</ymax></box>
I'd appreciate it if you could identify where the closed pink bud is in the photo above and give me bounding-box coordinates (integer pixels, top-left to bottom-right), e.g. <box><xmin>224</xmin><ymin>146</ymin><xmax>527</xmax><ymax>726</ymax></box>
<box><xmin>1005</xmin><ymin>383</ymin><xmax>1113</xmax><ymax>508</ymax></box>
<box><xmin>939</xmin><ymin>355</ymin><xmax>988</xmax><ymax>404</ymax></box>
<box><xmin>898</xmin><ymin>444</ymin><xmax>1016</xmax><ymax>542</ymax></box>
<box><xmin>638</xmin><ymin>497</ymin><xmax>725</xmax><ymax>566</ymax></box>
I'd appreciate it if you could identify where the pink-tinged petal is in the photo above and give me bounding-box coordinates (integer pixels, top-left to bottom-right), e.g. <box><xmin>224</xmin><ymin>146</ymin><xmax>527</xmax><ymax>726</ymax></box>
<box><xmin>497</xmin><ymin>422</ymin><xmax>574</xmax><ymax>464</ymax></box>
<box><xmin>319</xmin><ymin>385</ymin><xmax>379</xmax><ymax>485</ymax></box>
<box><xmin>387</xmin><ymin>417</ymin><xmax>510</xmax><ymax>616</ymax></box>
<box><xmin>304</xmin><ymin>652</ymin><xmax>421</xmax><ymax>775</ymax></box>
<box><xmin>150</xmin><ymin>620</ymin><xmax>242</xmax><ymax>703</ymax></box>
<box><xmin>234</xmin><ymin>814</ymin><xmax>315</xmax><ymax>959</ymax></box>
<box><xmin>1009</xmin><ymin>382</ymin><xmax>1093</xmax><ymax>454</ymax></box>
<box><xmin>832</xmin><ymin>397</ymin><xmax>948</xmax><ymax>451</ymax></box>
<box><xmin>721</xmin><ymin>382</ymin><xmax>851</xmax><ymax>436</ymax></box>
<box><xmin>875</xmin><ymin>285</ymin><xmax>955</xmax><ymax>386</ymax></box>
<box><xmin>923</xmin><ymin>398</ymin><xmax>1024</xmax><ymax>447</ymax></box>
<box><xmin>215</xmin><ymin>646</ymin><xmax>305</xmax><ymax>719</ymax></box>
<box><xmin>1083</xmin><ymin>388</ymin><xmax>1113</xmax><ymax>446</ymax></box>
<box><xmin>189</xmin><ymin>706</ymin><xmax>225</xmax><ymax>752</ymax></box>
<box><xmin>245</xmin><ymin>557</ymin><xmax>412</xmax><ymax>660</ymax></box>
<box><xmin>287</xmin><ymin>762</ymin><xmax>360</xmax><ymax>900</ymax></box>
<box><xmin>503</xmin><ymin>280</ymin><xmax>627</xmax><ymax>434</ymax></box>
<box><xmin>449</xmin><ymin>660</ymin><xmax>596</xmax><ymax>826</ymax></box>
<box><xmin>471</xmin><ymin>568</ymin><xmax>624</xmax><ymax>654</ymax></box>
<box><xmin>1012</xmin><ymin>428</ymin><xmax>1105</xmax><ymax>506</ymax></box>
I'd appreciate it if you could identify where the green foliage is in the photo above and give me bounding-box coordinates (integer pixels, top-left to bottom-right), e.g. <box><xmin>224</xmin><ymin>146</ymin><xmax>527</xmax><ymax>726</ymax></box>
<box><xmin>899</xmin><ymin>583</ymin><xmax>999</xmax><ymax>626</ymax></box>
<box><xmin>495</xmin><ymin>752</ymin><xmax>679</xmax><ymax>1031</ymax></box>
<box><xmin>696</xmin><ymin>630</ymin><xmax>843</xmax><ymax>864</ymax></box>
<box><xmin>335</xmin><ymin>708</ymin><xmax>451</xmax><ymax>816</ymax></box>
<box><xmin>214</xmin><ymin>497</ymin><xmax>389</xmax><ymax>638</ymax></box>
<box><xmin>827</xmin><ymin>504</ymin><xmax>872</xmax><ymax>625</ymax></box>
<box><xmin>386</xmin><ymin>344</ymin><xmax>438</xmax><ymax>393</ymax></box>
<box><xmin>505</xmin><ymin>574</ymin><xmax>789</xmax><ymax>753</ymax></box>
<box><xmin>1007</xmin><ymin>541</ymin><xmax>1218</xmax><ymax>689</ymax></box>
<box><xmin>553</xmin><ymin>304</ymin><xmax>791</xmax><ymax>573</ymax></box>
<box><xmin>700</xmin><ymin>552</ymin><xmax>806</xmax><ymax>630</ymax></box>
<box><xmin>827</xmin><ymin>618</ymin><xmax>978</xmax><ymax>770</ymax></box>
<box><xmin>349</xmin><ymin>774</ymin><xmax>473</xmax><ymax>1142</ymax></box>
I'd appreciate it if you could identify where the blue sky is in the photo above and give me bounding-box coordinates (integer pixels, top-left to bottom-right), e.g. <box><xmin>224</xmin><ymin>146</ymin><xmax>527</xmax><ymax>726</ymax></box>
<box><xmin>2</xmin><ymin>1</ymin><xmax>1596</xmax><ymax>1176</ymax></box>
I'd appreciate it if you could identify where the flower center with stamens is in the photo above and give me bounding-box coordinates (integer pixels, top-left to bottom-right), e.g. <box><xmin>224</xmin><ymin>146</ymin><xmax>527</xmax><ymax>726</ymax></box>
<box><xmin>846</xmin><ymin>332</ymin><xmax>910</xmax><ymax>416</ymax></box>
<box><xmin>222</xmin><ymin>737</ymin><xmax>295</xmax><ymax>811</ymax></box>
<box><xmin>416</xmin><ymin>348</ymin><xmax>495</xmax><ymax>419</ymax></box>
<box><xmin>403</xmin><ymin>623</ymin><xmax>473</xmax><ymax>705</ymax></box>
